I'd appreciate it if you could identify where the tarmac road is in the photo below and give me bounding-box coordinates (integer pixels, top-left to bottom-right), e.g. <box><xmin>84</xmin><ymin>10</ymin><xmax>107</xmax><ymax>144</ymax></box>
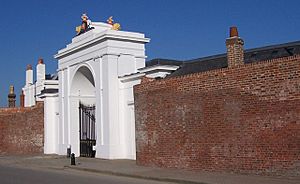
<box><xmin>0</xmin><ymin>165</ymin><xmax>174</xmax><ymax>184</ymax></box>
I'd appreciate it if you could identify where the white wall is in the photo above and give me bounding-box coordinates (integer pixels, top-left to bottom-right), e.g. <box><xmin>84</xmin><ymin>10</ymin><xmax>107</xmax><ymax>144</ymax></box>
<box><xmin>23</xmin><ymin>84</ymin><xmax>36</xmax><ymax>107</ymax></box>
<box><xmin>119</xmin><ymin>79</ymin><xmax>141</xmax><ymax>159</ymax></box>
<box><xmin>36</xmin><ymin>63</ymin><xmax>45</xmax><ymax>82</ymax></box>
<box><xmin>118</xmin><ymin>55</ymin><xmax>136</xmax><ymax>76</ymax></box>
<box><xmin>26</xmin><ymin>69</ymin><xmax>33</xmax><ymax>86</ymax></box>
<box><xmin>23</xmin><ymin>62</ymin><xmax>60</xmax><ymax>155</ymax></box>
<box><xmin>44</xmin><ymin>95</ymin><xmax>59</xmax><ymax>154</ymax></box>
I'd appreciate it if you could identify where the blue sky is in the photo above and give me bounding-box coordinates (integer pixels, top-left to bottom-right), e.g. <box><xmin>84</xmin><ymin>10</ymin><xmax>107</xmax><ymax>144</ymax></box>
<box><xmin>0</xmin><ymin>0</ymin><xmax>299</xmax><ymax>106</ymax></box>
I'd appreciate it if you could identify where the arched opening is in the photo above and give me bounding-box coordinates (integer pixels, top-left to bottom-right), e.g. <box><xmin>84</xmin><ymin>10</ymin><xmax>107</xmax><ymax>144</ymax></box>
<box><xmin>71</xmin><ymin>66</ymin><xmax>95</xmax><ymax>101</ymax></box>
<box><xmin>70</xmin><ymin>65</ymin><xmax>96</xmax><ymax>157</ymax></box>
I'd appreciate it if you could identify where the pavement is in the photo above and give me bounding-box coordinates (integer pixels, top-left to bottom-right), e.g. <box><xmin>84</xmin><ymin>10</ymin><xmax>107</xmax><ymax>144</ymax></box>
<box><xmin>0</xmin><ymin>155</ymin><xmax>299</xmax><ymax>184</ymax></box>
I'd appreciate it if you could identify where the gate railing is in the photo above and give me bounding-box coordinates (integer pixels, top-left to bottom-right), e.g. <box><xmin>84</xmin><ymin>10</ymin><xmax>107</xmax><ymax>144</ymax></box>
<box><xmin>79</xmin><ymin>103</ymin><xmax>96</xmax><ymax>157</ymax></box>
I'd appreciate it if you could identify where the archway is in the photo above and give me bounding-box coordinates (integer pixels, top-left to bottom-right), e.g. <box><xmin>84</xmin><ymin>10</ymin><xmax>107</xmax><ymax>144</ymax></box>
<box><xmin>71</xmin><ymin>66</ymin><xmax>95</xmax><ymax>99</ymax></box>
<box><xmin>70</xmin><ymin>65</ymin><xmax>96</xmax><ymax>157</ymax></box>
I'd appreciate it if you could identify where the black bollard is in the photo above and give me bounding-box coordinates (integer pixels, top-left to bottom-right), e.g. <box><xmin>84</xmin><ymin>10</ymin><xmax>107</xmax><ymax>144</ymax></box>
<box><xmin>71</xmin><ymin>153</ymin><xmax>76</xmax><ymax>165</ymax></box>
<box><xmin>67</xmin><ymin>147</ymin><xmax>71</xmax><ymax>158</ymax></box>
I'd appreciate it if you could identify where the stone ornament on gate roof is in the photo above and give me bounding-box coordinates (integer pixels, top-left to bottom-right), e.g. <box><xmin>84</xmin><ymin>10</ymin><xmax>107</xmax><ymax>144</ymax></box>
<box><xmin>76</xmin><ymin>14</ymin><xmax>121</xmax><ymax>36</ymax></box>
<box><xmin>106</xmin><ymin>16</ymin><xmax>121</xmax><ymax>31</ymax></box>
<box><xmin>76</xmin><ymin>13</ymin><xmax>94</xmax><ymax>36</ymax></box>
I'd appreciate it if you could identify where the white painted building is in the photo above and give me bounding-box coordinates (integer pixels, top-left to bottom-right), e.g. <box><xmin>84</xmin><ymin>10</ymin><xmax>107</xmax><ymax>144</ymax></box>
<box><xmin>22</xmin><ymin>59</ymin><xmax>59</xmax><ymax>155</ymax></box>
<box><xmin>23</xmin><ymin>17</ymin><xmax>179</xmax><ymax>160</ymax></box>
<box><xmin>23</xmin><ymin>59</ymin><xmax>59</xmax><ymax>108</ymax></box>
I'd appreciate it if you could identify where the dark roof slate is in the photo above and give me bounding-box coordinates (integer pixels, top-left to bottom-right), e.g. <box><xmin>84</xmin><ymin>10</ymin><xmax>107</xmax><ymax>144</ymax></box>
<box><xmin>147</xmin><ymin>40</ymin><xmax>300</xmax><ymax>78</ymax></box>
<box><xmin>146</xmin><ymin>58</ymin><xmax>183</xmax><ymax>67</ymax></box>
<box><xmin>45</xmin><ymin>73</ymin><xmax>59</xmax><ymax>80</ymax></box>
<box><xmin>40</xmin><ymin>88</ymin><xmax>59</xmax><ymax>94</ymax></box>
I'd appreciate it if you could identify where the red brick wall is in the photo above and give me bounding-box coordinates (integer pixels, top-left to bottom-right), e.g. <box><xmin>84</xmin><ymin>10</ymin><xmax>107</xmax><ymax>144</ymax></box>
<box><xmin>134</xmin><ymin>55</ymin><xmax>300</xmax><ymax>176</ymax></box>
<box><xmin>0</xmin><ymin>102</ymin><xmax>44</xmax><ymax>155</ymax></box>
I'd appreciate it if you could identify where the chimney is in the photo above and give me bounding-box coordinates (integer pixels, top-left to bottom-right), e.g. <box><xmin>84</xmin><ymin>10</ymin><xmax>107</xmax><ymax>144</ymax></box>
<box><xmin>226</xmin><ymin>26</ymin><xmax>244</xmax><ymax>68</ymax></box>
<box><xmin>20</xmin><ymin>90</ymin><xmax>25</xmax><ymax>108</ymax></box>
<box><xmin>26</xmin><ymin>64</ymin><xmax>33</xmax><ymax>86</ymax></box>
<box><xmin>8</xmin><ymin>85</ymin><xmax>16</xmax><ymax>108</ymax></box>
<box><xmin>36</xmin><ymin>58</ymin><xmax>45</xmax><ymax>83</ymax></box>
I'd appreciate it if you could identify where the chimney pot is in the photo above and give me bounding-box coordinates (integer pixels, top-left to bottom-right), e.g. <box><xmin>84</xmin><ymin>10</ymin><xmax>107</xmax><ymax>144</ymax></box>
<box><xmin>230</xmin><ymin>26</ymin><xmax>239</xmax><ymax>37</ymax></box>
<box><xmin>38</xmin><ymin>58</ymin><xmax>44</xmax><ymax>64</ymax></box>
<box><xmin>20</xmin><ymin>90</ymin><xmax>25</xmax><ymax>108</ymax></box>
<box><xmin>37</xmin><ymin>58</ymin><xmax>46</xmax><ymax>82</ymax></box>
<box><xmin>26</xmin><ymin>64</ymin><xmax>32</xmax><ymax>70</ymax></box>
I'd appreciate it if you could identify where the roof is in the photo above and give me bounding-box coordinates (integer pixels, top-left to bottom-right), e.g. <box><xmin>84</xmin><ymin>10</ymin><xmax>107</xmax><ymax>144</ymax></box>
<box><xmin>146</xmin><ymin>58</ymin><xmax>183</xmax><ymax>67</ymax></box>
<box><xmin>147</xmin><ymin>40</ymin><xmax>300</xmax><ymax>78</ymax></box>
<box><xmin>40</xmin><ymin>88</ymin><xmax>59</xmax><ymax>94</ymax></box>
<box><xmin>45</xmin><ymin>73</ymin><xmax>59</xmax><ymax>80</ymax></box>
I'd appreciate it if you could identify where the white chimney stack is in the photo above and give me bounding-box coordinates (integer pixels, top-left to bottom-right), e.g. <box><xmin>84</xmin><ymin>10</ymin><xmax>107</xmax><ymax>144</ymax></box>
<box><xmin>26</xmin><ymin>64</ymin><xmax>33</xmax><ymax>86</ymax></box>
<box><xmin>36</xmin><ymin>58</ymin><xmax>45</xmax><ymax>83</ymax></box>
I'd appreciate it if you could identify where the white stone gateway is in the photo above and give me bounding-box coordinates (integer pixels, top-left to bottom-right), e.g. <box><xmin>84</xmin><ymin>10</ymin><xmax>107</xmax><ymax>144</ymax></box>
<box><xmin>23</xmin><ymin>15</ymin><xmax>179</xmax><ymax>160</ymax></box>
<box><xmin>54</xmin><ymin>20</ymin><xmax>150</xmax><ymax>159</ymax></box>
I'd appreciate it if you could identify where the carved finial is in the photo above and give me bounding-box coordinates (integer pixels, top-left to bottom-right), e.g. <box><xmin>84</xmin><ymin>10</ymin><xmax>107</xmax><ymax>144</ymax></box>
<box><xmin>9</xmin><ymin>85</ymin><xmax>14</xmax><ymax>95</ymax></box>
<box><xmin>107</xmin><ymin>16</ymin><xmax>114</xmax><ymax>25</ymax></box>
<box><xmin>107</xmin><ymin>16</ymin><xmax>121</xmax><ymax>31</ymax></box>
<box><xmin>8</xmin><ymin>85</ymin><xmax>16</xmax><ymax>108</ymax></box>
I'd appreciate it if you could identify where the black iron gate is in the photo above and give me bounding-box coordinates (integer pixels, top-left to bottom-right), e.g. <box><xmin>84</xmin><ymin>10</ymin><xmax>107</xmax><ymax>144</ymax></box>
<box><xmin>79</xmin><ymin>103</ymin><xmax>96</xmax><ymax>157</ymax></box>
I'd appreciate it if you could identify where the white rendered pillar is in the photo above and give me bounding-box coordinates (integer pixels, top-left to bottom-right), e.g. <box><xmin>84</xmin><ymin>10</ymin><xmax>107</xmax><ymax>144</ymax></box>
<box><xmin>97</xmin><ymin>54</ymin><xmax>123</xmax><ymax>159</ymax></box>
<box><xmin>43</xmin><ymin>95</ymin><xmax>59</xmax><ymax>154</ymax></box>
